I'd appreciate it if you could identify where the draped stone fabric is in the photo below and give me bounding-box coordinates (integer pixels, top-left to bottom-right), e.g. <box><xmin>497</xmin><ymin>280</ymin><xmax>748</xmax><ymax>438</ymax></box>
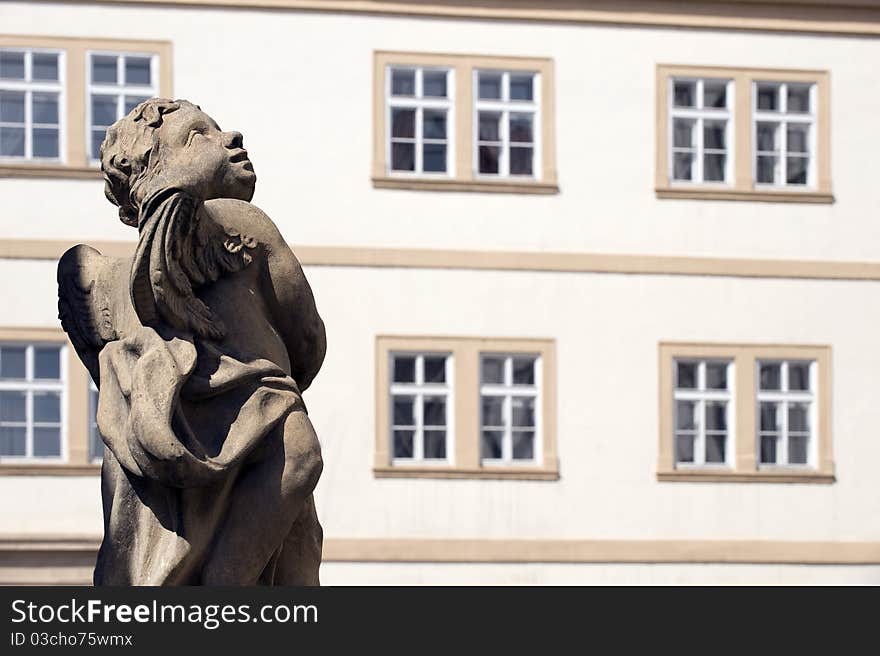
<box><xmin>94</xmin><ymin>326</ymin><xmax>305</xmax><ymax>585</ymax></box>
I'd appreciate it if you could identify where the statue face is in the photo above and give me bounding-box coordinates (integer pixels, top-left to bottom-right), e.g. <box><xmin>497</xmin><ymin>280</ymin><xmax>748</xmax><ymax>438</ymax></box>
<box><xmin>150</xmin><ymin>105</ymin><xmax>256</xmax><ymax>203</ymax></box>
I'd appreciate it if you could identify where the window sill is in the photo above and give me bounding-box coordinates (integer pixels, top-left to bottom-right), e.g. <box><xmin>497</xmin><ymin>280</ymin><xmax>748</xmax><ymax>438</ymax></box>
<box><xmin>374</xmin><ymin>465</ymin><xmax>559</xmax><ymax>480</ymax></box>
<box><xmin>657</xmin><ymin>469</ymin><xmax>835</xmax><ymax>484</ymax></box>
<box><xmin>373</xmin><ymin>176</ymin><xmax>559</xmax><ymax>195</ymax></box>
<box><xmin>655</xmin><ymin>186</ymin><xmax>833</xmax><ymax>204</ymax></box>
<box><xmin>0</xmin><ymin>163</ymin><xmax>102</xmax><ymax>179</ymax></box>
<box><xmin>0</xmin><ymin>463</ymin><xmax>101</xmax><ymax>476</ymax></box>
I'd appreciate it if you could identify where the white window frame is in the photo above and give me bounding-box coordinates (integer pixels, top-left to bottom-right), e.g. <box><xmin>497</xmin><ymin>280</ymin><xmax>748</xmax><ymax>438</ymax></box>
<box><xmin>753</xmin><ymin>81</ymin><xmax>817</xmax><ymax>189</ymax></box>
<box><xmin>86</xmin><ymin>50</ymin><xmax>159</xmax><ymax>162</ymax></box>
<box><xmin>473</xmin><ymin>69</ymin><xmax>541</xmax><ymax>179</ymax></box>
<box><xmin>389</xmin><ymin>352</ymin><xmax>453</xmax><ymax>465</ymax></box>
<box><xmin>756</xmin><ymin>360</ymin><xmax>817</xmax><ymax>468</ymax></box>
<box><xmin>0</xmin><ymin>47</ymin><xmax>66</xmax><ymax>162</ymax></box>
<box><xmin>0</xmin><ymin>343</ymin><xmax>68</xmax><ymax>462</ymax></box>
<box><xmin>479</xmin><ymin>353</ymin><xmax>542</xmax><ymax>466</ymax></box>
<box><xmin>385</xmin><ymin>66</ymin><xmax>454</xmax><ymax>177</ymax></box>
<box><xmin>668</xmin><ymin>77</ymin><xmax>733</xmax><ymax>185</ymax></box>
<box><xmin>673</xmin><ymin>359</ymin><xmax>734</xmax><ymax>468</ymax></box>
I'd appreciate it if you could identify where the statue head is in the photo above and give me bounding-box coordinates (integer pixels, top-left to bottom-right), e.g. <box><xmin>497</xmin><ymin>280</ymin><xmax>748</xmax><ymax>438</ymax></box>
<box><xmin>100</xmin><ymin>98</ymin><xmax>257</xmax><ymax>227</ymax></box>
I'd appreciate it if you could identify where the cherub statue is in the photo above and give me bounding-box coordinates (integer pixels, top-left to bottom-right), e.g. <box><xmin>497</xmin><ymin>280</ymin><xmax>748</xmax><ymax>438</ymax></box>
<box><xmin>57</xmin><ymin>99</ymin><xmax>326</xmax><ymax>585</ymax></box>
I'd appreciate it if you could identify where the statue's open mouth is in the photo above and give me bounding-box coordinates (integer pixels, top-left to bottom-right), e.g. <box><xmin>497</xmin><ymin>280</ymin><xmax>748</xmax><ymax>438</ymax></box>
<box><xmin>229</xmin><ymin>148</ymin><xmax>250</xmax><ymax>164</ymax></box>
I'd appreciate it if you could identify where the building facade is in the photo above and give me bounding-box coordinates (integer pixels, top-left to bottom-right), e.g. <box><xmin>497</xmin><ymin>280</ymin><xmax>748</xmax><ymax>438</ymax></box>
<box><xmin>1</xmin><ymin>0</ymin><xmax>880</xmax><ymax>584</ymax></box>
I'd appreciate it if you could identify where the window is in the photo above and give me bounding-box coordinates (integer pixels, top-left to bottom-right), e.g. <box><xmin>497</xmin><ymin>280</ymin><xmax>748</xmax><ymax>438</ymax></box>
<box><xmin>475</xmin><ymin>71</ymin><xmax>538</xmax><ymax>178</ymax></box>
<box><xmin>0</xmin><ymin>36</ymin><xmax>170</xmax><ymax>178</ymax></box>
<box><xmin>88</xmin><ymin>380</ymin><xmax>102</xmax><ymax>462</ymax></box>
<box><xmin>656</xmin><ymin>65</ymin><xmax>830</xmax><ymax>202</ymax></box>
<box><xmin>673</xmin><ymin>359</ymin><xmax>733</xmax><ymax>466</ymax></box>
<box><xmin>0</xmin><ymin>343</ymin><xmax>65</xmax><ymax>460</ymax></box>
<box><xmin>373</xmin><ymin>52</ymin><xmax>557</xmax><ymax>194</ymax></box>
<box><xmin>659</xmin><ymin>343</ymin><xmax>832</xmax><ymax>483</ymax></box>
<box><xmin>668</xmin><ymin>78</ymin><xmax>731</xmax><ymax>184</ymax></box>
<box><xmin>375</xmin><ymin>337</ymin><xmax>557</xmax><ymax>480</ymax></box>
<box><xmin>0</xmin><ymin>48</ymin><xmax>64</xmax><ymax>161</ymax></box>
<box><xmin>480</xmin><ymin>354</ymin><xmax>540</xmax><ymax>463</ymax></box>
<box><xmin>757</xmin><ymin>360</ymin><xmax>815</xmax><ymax>467</ymax></box>
<box><xmin>389</xmin><ymin>352</ymin><xmax>452</xmax><ymax>462</ymax></box>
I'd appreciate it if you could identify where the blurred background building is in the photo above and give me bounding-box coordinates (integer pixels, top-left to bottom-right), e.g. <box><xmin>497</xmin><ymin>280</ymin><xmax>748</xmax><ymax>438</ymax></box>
<box><xmin>1</xmin><ymin>0</ymin><xmax>880</xmax><ymax>584</ymax></box>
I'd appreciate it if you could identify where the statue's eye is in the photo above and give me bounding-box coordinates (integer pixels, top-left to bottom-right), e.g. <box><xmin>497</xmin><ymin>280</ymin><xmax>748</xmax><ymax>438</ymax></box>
<box><xmin>186</xmin><ymin>128</ymin><xmax>204</xmax><ymax>146</ymax></box>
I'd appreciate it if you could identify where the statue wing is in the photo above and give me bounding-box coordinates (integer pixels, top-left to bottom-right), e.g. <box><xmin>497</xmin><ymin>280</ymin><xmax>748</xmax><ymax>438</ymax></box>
<box><xmin>57</xmin><ymin>245</ymin><xmax>118</xmax><ymax>385</ymax></box>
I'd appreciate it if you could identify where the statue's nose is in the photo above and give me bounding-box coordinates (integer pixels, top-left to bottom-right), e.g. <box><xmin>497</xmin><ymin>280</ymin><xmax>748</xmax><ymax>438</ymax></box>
<box><xmin>224</xmin><ymin>131</ymin><xmax>244</xmax><ymax>149</ymax></box>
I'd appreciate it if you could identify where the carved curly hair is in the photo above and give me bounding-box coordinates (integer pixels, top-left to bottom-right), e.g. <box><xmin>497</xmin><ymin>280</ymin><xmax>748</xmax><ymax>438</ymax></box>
<box><xmin>100</xmin><ymin>98</ymin><xmax>200</xmax><ymax>227</ymax></box>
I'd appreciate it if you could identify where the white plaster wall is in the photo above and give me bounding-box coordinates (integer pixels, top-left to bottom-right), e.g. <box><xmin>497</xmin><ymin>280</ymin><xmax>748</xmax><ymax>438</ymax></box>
<box><xmin>1</xmin><ymin>3</ymin><xmax>880</xmax><ymax>259</ymax></box>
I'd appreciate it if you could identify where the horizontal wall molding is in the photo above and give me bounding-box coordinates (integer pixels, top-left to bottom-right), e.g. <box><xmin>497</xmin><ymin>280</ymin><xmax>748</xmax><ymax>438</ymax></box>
<box><xmin>3</xmin><ymin>536</ymin><xmax>880</xmax><ymax>566</ymax></box>
<box><xmin>41</xmin><ymin>1</ymin><xmax>880</xmax><ymax>37</ymax></box>
<box><xmin>8</xmin><ymin>239</ymin><xmax>880</xmax><ymax>282</ymax></box>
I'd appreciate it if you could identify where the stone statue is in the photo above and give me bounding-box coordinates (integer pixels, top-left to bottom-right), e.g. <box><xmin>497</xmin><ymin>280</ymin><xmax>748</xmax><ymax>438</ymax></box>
<box><xmin>57</xmin><ymin>99</ymin><xmax>326</xmax><ymax>585</ymax></box>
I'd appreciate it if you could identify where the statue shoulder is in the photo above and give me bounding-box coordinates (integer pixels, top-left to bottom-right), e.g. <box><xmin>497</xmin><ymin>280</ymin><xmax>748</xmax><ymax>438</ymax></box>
<box><xmin>201</xmin><ymin>198</ymin><xmax>289</xmax><ymax>254</ymax></box>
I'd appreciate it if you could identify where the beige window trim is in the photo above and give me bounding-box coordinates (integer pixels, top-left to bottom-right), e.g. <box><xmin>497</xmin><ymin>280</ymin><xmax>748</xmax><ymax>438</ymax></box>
<box><xmin>375</xmin><ymin>336</ymin><xmax>558</xmax><ymax>480</ymax></box>
<box><xmin>658</xmin><ymin>342</ymin><xmax>833</xmax><ymax>483</ymax></box>
<box><xmin>0</xmin><ymin>327</ymin><xmax>98</xmax><ymax>476</ymax></box>
<box><xmin>656</xmin><ymin>64</ymin><xmax>831</xmax><ymax>203</ymax></box>
<box><xmin>372</xmin><ymin>51</ymin><xmax>557</xmax><ymax>194</ymax></box>
<box><xmin>0</xmin><ymin>35</ymin><xmax>172</xmax><ymax>179</ymax></box>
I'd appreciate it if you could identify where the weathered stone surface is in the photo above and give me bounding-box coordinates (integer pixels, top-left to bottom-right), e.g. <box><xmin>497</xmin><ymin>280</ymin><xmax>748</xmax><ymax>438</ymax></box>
<box><xmin>57</xmin><ymin>99</ymin><xmax>326</xmax><ymax>585</ymax></box>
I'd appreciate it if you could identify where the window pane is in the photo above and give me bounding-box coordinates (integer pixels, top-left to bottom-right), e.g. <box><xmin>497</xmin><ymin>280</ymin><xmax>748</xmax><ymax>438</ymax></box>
<box><xmin>0</xmin><ymin>426</ymin><xmax>26</xmax><ymax>456</ymax></box>
<box><xmin>512</xmin><ymin>397</ymin><xmax>535</xmax><ymax>428</ymax></box>
<box><xmin>760</xmin><ymin>435</ymin><xmax>778</xmax><ymax>464</ymax></box>
<box><xmin>393</xmin><ymin>356</ymin><xmax>416</xmax><ymax>383</ymax></box>
<box><xmin>423</xmin><ymin>109</ymin><xmax>446</xmax><ymax>139</ymax></box>
<box><xmin>481</xmin><ymin>357</ymin><xmax>505</xmax><ymax>384</ymax></box>
<box><xmin>423</xmin><ymin>144</ymin><xmax>446</xmax><ymax>173</ymax></box>
<box><xmin>786</xmin><ymin>156</ymin><xmax>808</xmax><ymax>185</ymax></box>
<box><xmin>788</xmin><ymin>403</ymin><xmax>810</xmax><ymax>433</ymax></box>
<box><xmin>32</xmin><ymin>93</ymin><xmax>59</xmax><ymax>124</ymax></box>
<box><xmin>787</xmin><ymin>124</ymin><xmax>809</xmax><ymax>154</ymax></box>
<box><xmin>124</xmin><ymin>95</ymin><xmax>149</xmax><ymax>115</ymax></box>
<box><xmin>33</xmin><ymin>426</ymin><xmax>61</xmax><ymax>457</ymax></box>
<box><xmin>124</xmin><ymin>56</ymin><xmax>151</xmax><ymax>85</ymax></box>
<box><xmin>676</xmin><ymin>400</ymin><xmax>697</xmax><ymax>430</ymax></box>
<box><xmin>0</xmin><ymin>91</ymin><xmax>25</xmax><ymax>123</ymax></box>
<box><xmin>422</xmin><ymin>70</ymin><xmax>447</xmax><ymax>98</ymax></box>
<box><xmin>757</xmin><ymin>84</ymin><xmax>779</xmax><ymax>111</ymax></box>
<box><xmin>705</xmin><ymin>362</ymin><xmax>728</xmax><ymax>389</ymax></box>
<box><xmin>675</xmin><ymin>362</ymin><xmax>697</xmax><ymax>389</ymax></box>
<box><xmin>0</xmin><ymin>347</ymin><xmax>26</xmax><ymax>379</ymax></box>
<box><xmin>481</xmin><ymin>429</ymin><xmax>504</xmax><ymax>459</ymax></box>
<box><xmin>703</xmin><ymin>82</ymin><xmax>727</xmax><ymax>108</ymax></box>
<box><xmin>509</xmin><ymin>113</ymin><xmax>533</xmax><ymax>143</ymax></box>
<box><xmin>422</xmin><ymin>396</ymin><xmax>446</xmax><ymax>426</ymax></box>
<box><xmin>756</xmin><ymin>122</ymin><xmax>778</xmax><ymax>152</ymax></box>
<box><xmin>760</xmin><ymin>402</ymin><xmax>779</xmax><ymax>432</ymax></box>
<box><xmin>756</xmin><ymin>155</ymin><xmax>777</xmax><ymax>184</ymax></box>
<box><xmin>34</xmin><ymin>392</ymin><xmax>60</xmax><ymax>422</ymax></box>
<box><xmin>478</xmin><ymin>112</ymin><xmax>500</xmax><ymax>142</ymax></box>
<box><xmin>760</xmin><ymin>363</ymin><xmax>782</xmax><ymax>390</ymax></box>
<box><xmin>91</xmin><ymin>129</ymin><xmax>106</xmax><ymax>161</ymax></box>
<box><xmin>0</xmin><ymin>51</ymin><xmax>25</xmax><ymax>79</ymax></box>
<box><xmin>673</xmin><ymin>118</ymin><xmax>695</xmax><ymax>148</ymax></box>
<box><xmin>390</xmin><ymin>69</ymin><xmax>415</xmax><ymax>96</ymax></box>
<box><xmin>705</xmin><ymin>402</ymin><xmax>727</xmax><ymax>431</ymax></box>
<box><xmin>705</xmin><ymin>435</ymin><xmax>726</xmax><ymax>463</ymax></box>
<box><xmin>392</xmin><ymin>396</ymin><xmax>415</xmax><ymax>425</ymax></box>
<box><xmin>391</xmin><ymin>142</ymin><xmax>415</xmax><ymax>172</ymax></box>
<box><xmin>788</xmin><ymin>435</ymin><xmax>808</xmax><ymax>464</ymax></box>
<box><xmin>703</xmin><ymin>153</ymin><xmax>726</xmax><ymax>182</ymax></box>
<box><xmin>423</xmin><ymin>430</ymin><xmax>446</xmax><ymax>459</ymax></box>
<box><xmin>92</xmin><ymin>94</ymin><xmax>118</xmax><ymax>127</ymax></box>
<box><xmin>478</xmin><ymin>145</ymin><xmax>500</xmax><ymax>174</ymax></box>
<box><xmin>0</xmin><ymin>391</ymin><xmax>26</xmax><ymax>421</ymax></box>
<box><xmin>32</xmin><ymin>53</ymin><xmax>59</xmax><ymax>81</ymax></box>
<box><xmin>512</xmin><ymin>431</ymin><xmax>534</xmax><ymax>459</ymax></box>
<box><xmin>672</xmin><ymin>152</ymin><xmax>693</xmax><ymax>181</ymax></box>
<box><xmin>510</xmin><ymin>147</ymin><xmax>533</xmax><ymax>175</ymax></box>
<box><xmin>423</xmin><ymin>357</ymin><xmax>446</xmax><ymax>383</ymax></box>
<box><xmin>510</xmin><ymin>74</ymin><xmax>533</xmax><ymax>101</ymax></box>
<box><xmin>32</xmin><ymin>128</ymin><xmax>59</xmax><ymax>158</ymax></box>
<box><xmin>390</xmin><ymin>108</ymin><xmax>415</xmax><ymax>139</ymax></box>
<box><xmin>703</xmin><ymin>121</ymin><xmax>726</xmax><ymax>150</ymax></box>
<box><xmin>675</xmin><ymin>435</ymin><xmax>695</xmax><ymax>463</ymax></box>
<box><xmin>0</xmin><ymin>127</ymin><xmax>25</xmax><ymax>157</ymax></box>
<box><xmin>91</xmin><ymin>55</ymin><xmax>118</xmax><ymax>84</ymax></box>
<box><xmin>673</xmin><ymin>81</ymin><xmax>695</xmax><ymax>108</ymax></box>
<box><xmin>789</xmin><ymin>362</ymin><xmax>811</xmax><ymax>391</ymax></box>
<box><xmin>481</xmin><ymin>396</ymin><xmax>504</xmax><ymax>427</ymax></box>
<box><xmin>512</xmin><ymin>358</ymin><xmax>535</xmax><ymax>385</ymax></box>
<box><xmin>787</xmin><ymin>85</ymin><xmax>811</xmax><ymax>113</ymax></box>
<box><xmin>393</xmin><ymin>430</ymin><xmax>414</xmax><ymax>458</ymax></box>
<box><xmin>478</xmin><ymin>72</ymin><xmax>502</xmax><ymax>100</ymax></box>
